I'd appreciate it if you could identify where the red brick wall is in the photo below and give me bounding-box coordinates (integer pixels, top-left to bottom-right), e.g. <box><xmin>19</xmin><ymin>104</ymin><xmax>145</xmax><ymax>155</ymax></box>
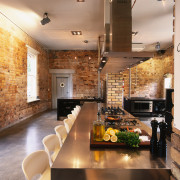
<box><xmin>0</xmin><ymin>14</ymin><xmax>50</xmax><ymax>129</ymax></box>
<box><xmin>49</xmin><ymin>50</ymin><xmax>99</xmax><ymax>97</ymax></box>
<box><xmin>107</xmin><ymin>48</ymin><xmax>174</xmax><ymax>107</ymax></box>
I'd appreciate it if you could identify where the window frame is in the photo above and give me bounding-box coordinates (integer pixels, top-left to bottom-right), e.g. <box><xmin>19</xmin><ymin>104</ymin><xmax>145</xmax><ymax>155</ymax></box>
<box><xmin>26</xmin><ymin>45</ymin><xmax>40</xmax><ymax>103</ymax></box>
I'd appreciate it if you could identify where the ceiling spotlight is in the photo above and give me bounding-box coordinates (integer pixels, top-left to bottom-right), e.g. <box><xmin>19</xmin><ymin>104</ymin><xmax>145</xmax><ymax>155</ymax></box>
<box><xmin>155</xmin><ymin>42</ymin><xmax>160</xmax><ymax>51</ymax></box>
<box><xmin>41</xmin><ymin>13</ymin><xmax>50</xmax><ymax>25</ymax></box>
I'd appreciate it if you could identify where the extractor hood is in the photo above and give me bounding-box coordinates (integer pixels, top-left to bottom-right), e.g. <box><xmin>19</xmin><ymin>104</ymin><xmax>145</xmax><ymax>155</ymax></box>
<box><xmin>101</xmin><ymin>0</ymin><xmax>154</xmax><ymax>73</ymax></box>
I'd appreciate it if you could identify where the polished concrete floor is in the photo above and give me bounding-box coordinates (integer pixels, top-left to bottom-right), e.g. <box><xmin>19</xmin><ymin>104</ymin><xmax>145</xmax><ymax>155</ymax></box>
<box><xmin>0</xmin><ymin>110</ymin><xmax>63</xmax><ymax>180</ymax></box>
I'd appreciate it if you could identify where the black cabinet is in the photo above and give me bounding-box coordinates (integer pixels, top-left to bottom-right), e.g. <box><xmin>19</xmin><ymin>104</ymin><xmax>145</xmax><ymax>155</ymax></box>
<box><xmin>165</xmin><ymin>89</ymin><xmax>174</xmax><ymax>137</ymax></box>
<box><xmin>57</xmin><ymin>98</ymin><xmax>103</xmax><ymax>120</ymax></box>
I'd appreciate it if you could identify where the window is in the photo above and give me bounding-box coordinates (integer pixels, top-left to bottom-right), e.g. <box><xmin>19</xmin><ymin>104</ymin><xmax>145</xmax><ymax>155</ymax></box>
<box><xmin>26</xmin><ymin>45</ymin><xmax>39</xmax><ymax>102</ymax></box>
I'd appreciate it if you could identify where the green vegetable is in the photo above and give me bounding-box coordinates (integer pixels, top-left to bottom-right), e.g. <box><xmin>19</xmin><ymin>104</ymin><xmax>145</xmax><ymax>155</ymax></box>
<box><xmin>116</xmin><ymin>131</ymin><xmax>140</xmax><ymax>148</ymax></box>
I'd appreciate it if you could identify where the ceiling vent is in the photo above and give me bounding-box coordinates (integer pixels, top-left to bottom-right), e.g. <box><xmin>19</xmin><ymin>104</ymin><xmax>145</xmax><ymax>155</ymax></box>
<box><xmin>100</xmin><ymin>0</ymin><xmax>154</xmax><ymax>73</ymax></box>
<box><xmin>104</xmin><ymin>0</ymin><xmax>132</xmax><ymax>52</ymax></box>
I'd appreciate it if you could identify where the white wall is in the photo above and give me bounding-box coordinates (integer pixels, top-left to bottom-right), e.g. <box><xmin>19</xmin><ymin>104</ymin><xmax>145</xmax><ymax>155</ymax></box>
<box><xmin>174</xmin><ymin>0</ymin><xmax>180</xmax><ymax>130</ymax></box>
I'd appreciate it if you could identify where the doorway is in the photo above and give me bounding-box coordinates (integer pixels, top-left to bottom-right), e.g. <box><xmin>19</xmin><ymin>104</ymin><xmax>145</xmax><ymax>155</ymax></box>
<box><xmin>50</xmin><ymin>69</ymin><xmax>74</xmax><ymax>109</ymax></box>
<box><xmin>56</xmin><ymin>77</ymin><xmax>69</xmax><ymax>98</ymax></box>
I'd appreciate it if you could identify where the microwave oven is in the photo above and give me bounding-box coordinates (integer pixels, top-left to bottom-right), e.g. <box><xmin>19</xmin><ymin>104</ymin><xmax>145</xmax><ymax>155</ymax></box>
<box><xmin>131</xmin><ymin>101</ymin><xmax>153</xmax><ymax>113</ymax></box>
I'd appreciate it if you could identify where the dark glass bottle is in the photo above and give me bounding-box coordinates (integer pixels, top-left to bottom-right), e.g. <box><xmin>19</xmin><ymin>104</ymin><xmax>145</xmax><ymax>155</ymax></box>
<box><xmin>158</xmin><ymin>121</ymin><xmax>167</xmax><ymax>157</ymax></box>
<box><xmin>150</xmin><ymin>119</ymin><xmax>159</xmax><ymax>155</ymax></box>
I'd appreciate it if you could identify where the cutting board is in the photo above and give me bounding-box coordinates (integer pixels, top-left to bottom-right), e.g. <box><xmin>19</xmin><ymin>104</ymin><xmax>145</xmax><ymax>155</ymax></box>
<box><xmin>90</xmin><ymin>130</ymin><xmax>150</xmax><ymax>148</ymax></box>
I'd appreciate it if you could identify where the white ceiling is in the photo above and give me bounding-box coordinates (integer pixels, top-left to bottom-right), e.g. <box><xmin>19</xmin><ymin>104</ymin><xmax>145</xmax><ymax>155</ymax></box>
<box><xmin>0</xmin><ymin>0</ymin><xmax>174</xmax><ymax>51</ymax></box>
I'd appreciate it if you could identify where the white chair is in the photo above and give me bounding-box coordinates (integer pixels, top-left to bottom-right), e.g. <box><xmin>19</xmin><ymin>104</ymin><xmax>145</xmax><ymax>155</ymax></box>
<box><xmin>54</xmin><ymin>125</ymin><xmax>67</xmax><ymax>147</ymax></box>
<box><xmin>74</xmin><ymin>107</ymin><xmax>80</xmax><ymax>114</ymax></box>
<box><xmin>22</xmin><ymin>150</ymin><xmax>50</xmax><ymax>180</ymax></box>
<box><xmin>71</xmin><ymin>110</ymin><xmax>78</xmax><ymax>118</ymax></box>
<box><xmin>42</xmin><ymin>134</ymin><xmax>61</xmax><ymax>165</ymax></box>
<box><xmin>64</xmin><ymin>118</ymin><xmax>73</xmax><ymax>133</ymax></box>
<box><xmin>76</xmin><ymin>105</ymin><xmax>81</xmax><ymax>112</ymax></box>
<box><xmin>67</xmin><ymin>114</ymin><xmax>76</xmax><ymax>123</ymax></box>
<box><xmin>75</xmin><ymin>106</ymin><xmax>81</xmax><ymax>115</ymax></box>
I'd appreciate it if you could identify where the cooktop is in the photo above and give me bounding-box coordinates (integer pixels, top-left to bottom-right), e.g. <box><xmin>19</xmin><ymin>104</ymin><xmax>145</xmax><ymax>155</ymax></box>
<box><xmin>101</xmin><ymin>106</ymin><xmax>125</xmax><ymax>115</ymax></box>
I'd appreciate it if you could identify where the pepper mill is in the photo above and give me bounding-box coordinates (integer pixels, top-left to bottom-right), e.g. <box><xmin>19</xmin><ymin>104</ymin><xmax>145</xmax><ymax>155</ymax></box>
<box><xmin>150</xmin><ymin>119</ymin><xmax>159</xmax><ymax>155</ymax></box>
<box><xmin>158</xmin><ymin>120</ymin><xmax>167</xmax><ymax>157</ymax></box>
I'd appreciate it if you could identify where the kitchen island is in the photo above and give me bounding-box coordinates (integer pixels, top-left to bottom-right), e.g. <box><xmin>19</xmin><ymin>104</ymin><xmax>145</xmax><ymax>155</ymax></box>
<box><xmin>52</xmin><ymin>102</ymin><xmax>172</xmax><ymax>180</ymax></box>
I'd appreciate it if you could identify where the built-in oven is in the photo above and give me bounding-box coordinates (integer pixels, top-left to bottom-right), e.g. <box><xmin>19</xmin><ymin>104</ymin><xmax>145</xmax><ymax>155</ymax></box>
<box><xmin>131</xmin><ymin>101</ymin><xmax>153</xmax><ymax>113</ymax></box>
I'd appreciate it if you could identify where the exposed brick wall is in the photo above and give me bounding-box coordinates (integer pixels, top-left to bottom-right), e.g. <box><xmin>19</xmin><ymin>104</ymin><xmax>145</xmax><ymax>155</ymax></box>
<box><xmin>107</xmin><ymin>48</ymin><xmax>174</xmax><ymax>107</ymax></box>
<box><xmin>0</xmin><ymin>13</ymin><xmax>50</xmax><ymax>129</ymax></box>
<box><xmin>107</xmin><ymin>73</ymin><xmax>124</xmax><ymax>106</ymax></box>
<box><xmin>49</xmin><ymin>50</ymin><xmax>100</xmax><ymax>97</ymax></box>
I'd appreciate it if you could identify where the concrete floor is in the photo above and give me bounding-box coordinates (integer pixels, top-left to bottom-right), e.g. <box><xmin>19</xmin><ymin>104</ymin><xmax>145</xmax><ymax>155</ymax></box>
<box><xmin>0</xmin><ymin>110</ymin><xmax>63</xmax><ymax>180</ymax></box>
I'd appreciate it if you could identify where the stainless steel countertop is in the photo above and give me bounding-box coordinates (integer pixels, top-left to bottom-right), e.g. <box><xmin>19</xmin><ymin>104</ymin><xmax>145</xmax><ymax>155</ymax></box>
<box><xmin>51</xmin><ymin>102</ymin><xmax>171</xmax><ymax>180</ymax></box>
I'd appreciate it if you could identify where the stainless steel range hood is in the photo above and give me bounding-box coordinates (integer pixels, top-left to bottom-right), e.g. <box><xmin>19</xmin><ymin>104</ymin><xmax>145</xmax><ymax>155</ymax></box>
<box><xmin>101</xmin><ymin>0</ymin><xmax>154</xmax><ymax>74</ymax></box>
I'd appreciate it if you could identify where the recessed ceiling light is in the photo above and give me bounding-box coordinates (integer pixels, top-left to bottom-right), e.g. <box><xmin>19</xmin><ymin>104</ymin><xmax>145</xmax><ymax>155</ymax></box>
<box><xmin>71</xmin><ymin>31</ymin><xmax>82</xmax><ymax>35</ymax></box>
<box><xmin>77</xmin><ymin>0</ymin><xmax>85</xmax><ymax>2</ymax></box>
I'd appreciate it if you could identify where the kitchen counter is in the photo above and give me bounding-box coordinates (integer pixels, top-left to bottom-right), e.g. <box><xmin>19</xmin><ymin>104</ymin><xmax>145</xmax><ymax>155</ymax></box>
<box><xmin>124</xmin><ymin>97</ymin><xmax>166</xmax><ymax>101</ymax></box>
<box><xmin>52</xmin><ymin>102</ymin><xmax>172</xmax><ymax>180</ymax></box>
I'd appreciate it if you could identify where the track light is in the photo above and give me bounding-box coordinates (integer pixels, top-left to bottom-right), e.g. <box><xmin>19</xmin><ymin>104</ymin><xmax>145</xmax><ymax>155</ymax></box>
<box><xmin>155</xmin><ymin>42</ymin><xmax>160</xmax><ymax>51</ymax></box>
<box><xmin>41</xmin><ymin>13</ymin><xmax>50</xmax><ymax>25</ymax></box>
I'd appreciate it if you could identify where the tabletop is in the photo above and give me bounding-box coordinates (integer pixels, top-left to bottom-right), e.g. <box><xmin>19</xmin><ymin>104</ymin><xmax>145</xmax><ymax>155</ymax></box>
<box><xmin>51</xmin><ymin>102</ymin><xmax>171</xmax><ymax>180</ymax></box>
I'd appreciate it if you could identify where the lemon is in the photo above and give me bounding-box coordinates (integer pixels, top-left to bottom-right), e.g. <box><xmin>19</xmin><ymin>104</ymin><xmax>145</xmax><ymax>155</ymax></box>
<box><xmin>107</xmin><ymin>127</ymin><xmax>113</xmax><ymax>132</ymax></box>
<box><xmin>110</xmin><ymin>129</ymin><xmax>115</xmax><ymax>136</ymax></box>
<box><xmin>103</xmin><ymin>134</ymin><xmax>110</xmax><ymax>141</ymax></box>
<box><xmin>114</xmin><ymin>129</ymin><xmax>119</xmax><ymax>133</ymax></box>
<box><xmin>106</xmin><ymin>128</ymin><xmax>112</xmax><ymax>135</ymax></box>
<box><xmin>111</xmin><ymin>135</ymin><xmax>118</xmax><ymax>142</ymax></box>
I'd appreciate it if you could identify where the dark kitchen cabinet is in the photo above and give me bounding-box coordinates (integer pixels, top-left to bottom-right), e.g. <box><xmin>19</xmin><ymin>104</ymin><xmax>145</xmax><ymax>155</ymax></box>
<box><xmin>57</xmin><ymin>98</ymin><xmax>103</xmax><ymax>120</ymax></box>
